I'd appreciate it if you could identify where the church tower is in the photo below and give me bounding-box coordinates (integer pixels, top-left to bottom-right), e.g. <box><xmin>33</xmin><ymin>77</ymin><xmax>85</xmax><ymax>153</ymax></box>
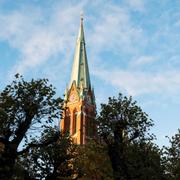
<box><xmin>60</xmin><ymin>16</ymin><xmax>96</xmax><ymax>145</ymax></box>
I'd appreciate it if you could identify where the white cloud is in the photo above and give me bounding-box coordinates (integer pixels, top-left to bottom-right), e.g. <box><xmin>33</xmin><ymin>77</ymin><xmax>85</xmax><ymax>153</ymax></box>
<box><xmin>93</xmin><ymin>68</ymin><xmax>180</xmax><ymax>96</ymax></box>
<box><xmin>130</xmin><ymin>55</ymin><xmax>157</xmax><ymax>67</ymax></box>
<box><xmin>0</xmin><ymin>1</ymin><xmax>147</xmax><ymax>86</ymax></box>
<box><xmin>88</xmin><ymin>4</ymin><xmax>144</xmax><ymax>55</ymax></box>
<box><xmin>0</xmin><ymin>0</ymin><xmax>180</xmax><ymax>101</ymax></box>
<box><xmin>126</xmin><ymin>0</ymin><xmax>145</xmax><ymax>12</ymax></box>
<box><xmin>0</xmin><ymin>2</ymin><xmax>85</xmax><ymax>76</ymax></box>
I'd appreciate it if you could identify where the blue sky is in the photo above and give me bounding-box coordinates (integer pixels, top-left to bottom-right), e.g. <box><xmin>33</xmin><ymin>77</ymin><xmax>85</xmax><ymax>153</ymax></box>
<box><xmin>0</xmin><ymin>0</ymin><xmax>180</xmax><ymax>147</ymax></box>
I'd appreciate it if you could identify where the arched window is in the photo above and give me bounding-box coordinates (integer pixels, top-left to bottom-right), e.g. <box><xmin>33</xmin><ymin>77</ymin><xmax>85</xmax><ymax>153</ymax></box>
<box><xmin>73</xmin><ymin>112</ymin><xmax>78</xmax><ymax>134</ymax></box>
<box><xmin>64</xmin><ymin>109</ymin><xmax>70</xmax><ymax>132</ymax></box>
<box><xmin>86</xmin><ymin>118</ymin><xmax>93</xmax><ymax>137</ymax></box>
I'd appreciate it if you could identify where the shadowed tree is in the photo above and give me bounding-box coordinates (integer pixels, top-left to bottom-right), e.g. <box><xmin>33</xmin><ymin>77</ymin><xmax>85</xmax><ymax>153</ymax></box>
<box><xmin>162</xmin><ymin>129</ymin><xmax>180</xmax><ymax>180</ymax></box>
<box><xmin>74</xmin><ymin>140</ymin><xmax>113</xmax><ymax>180</ymax></box>
<box><xmin>20</xmin><ymin>127</ymin><xmax>77</xmax><ymax>179</ymax></box>
<box><xmin>127</xmin><ymin>141</ymin><xmax>165</xmax><ymax>180</ymax></box>
<box><xmin>0</xmin><ymin>74</ymin><xmax>62</xmax><ymax>179</ymax></box>
<box><xmin>97</xmin><ymin>93</ymin><xmax>162</xmax><ymax>180</ymax></box>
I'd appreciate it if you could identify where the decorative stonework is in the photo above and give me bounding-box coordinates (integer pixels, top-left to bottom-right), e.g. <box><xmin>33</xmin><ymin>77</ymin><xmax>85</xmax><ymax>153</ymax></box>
<box><xmin>60</xmin><ymin>17</ymin><xmax>96</xmax><ymax>145</ymax></box>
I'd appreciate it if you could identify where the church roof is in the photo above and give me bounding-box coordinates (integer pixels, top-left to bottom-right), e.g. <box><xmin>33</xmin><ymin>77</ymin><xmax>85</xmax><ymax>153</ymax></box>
<box><xmin>70</xmin><ymin>16</ymin><xmax>91</xmax><ymax>90</ymax></box>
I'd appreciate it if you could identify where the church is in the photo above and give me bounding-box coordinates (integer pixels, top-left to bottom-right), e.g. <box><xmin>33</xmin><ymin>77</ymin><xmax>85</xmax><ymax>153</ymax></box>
<box><xmin>60</xmin><ymin>16</ymin><xmax>96</xmax><ymax>145</ymax></box>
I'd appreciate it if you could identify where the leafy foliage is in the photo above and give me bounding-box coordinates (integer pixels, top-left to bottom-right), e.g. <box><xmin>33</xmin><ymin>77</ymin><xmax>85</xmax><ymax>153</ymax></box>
<box><xmin>97</xmin><ymin>93</ymin><xmax>158</xmax><ymax>179</ymax></box>
<box><xmin>0</xmin><ymin>76</ymin><xmax>179</xmax><ymax>180</ymax></box>
<box><xmin>98</xmin><ymin>93</ymin><xmax>154</xmax><ymax>144</ymax></box>
<box><xmin>162</xmin><ymin>129</ymin><xmax>180</xmax><ymax>180</ymax></box>
<box><xmin>127</xmin><ymin>141</ymin><xmax>164</xmax><ymax>180</ymax></box>
<box><xmin>0</xmin><ymin>74</ymin><xmax>62</xmax><ymax>179</ymax></box>
<box><xmin>20</xmin><ymin>127</ymin><xmax>77</xmax><ymax>179</ymax></box>
<box><xmin>74</xmin><ymin>140</ymin><xmax>113</xmax><ymax>179</ymax></box>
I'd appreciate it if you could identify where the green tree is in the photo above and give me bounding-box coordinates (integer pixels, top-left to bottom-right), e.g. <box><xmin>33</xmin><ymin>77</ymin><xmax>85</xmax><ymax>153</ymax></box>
<box><xmin>20</xmin><ymin>127</ymin><xmax>77</xmax><ymax>179</ymax></box>
<box><xmin>162</xmin><ymin>129</ymin><xmax>180</xmax><ymax>180</ymax></box>
<box><xmin>0</xmin><ymin>74</ymin><xmax>62</xmax><ymax>179</ymax></box>
<box><xmin>74</xmin><ymin>140</ymin><xmax>113</xmax><ymax>180</ymax></box>
<box><xmin>97</xmin><ymin>93</ymin><xmax>162</xmax><ymax>180</ymax></box>
<box><xmin>127</xmin><ymin>141</ymin><xmax>164</xmax><ymax>180</ymax></box>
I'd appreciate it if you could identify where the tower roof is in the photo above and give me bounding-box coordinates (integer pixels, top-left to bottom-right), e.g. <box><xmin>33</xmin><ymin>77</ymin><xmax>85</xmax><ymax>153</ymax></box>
<box><xmin>70</xmin><ymin>15</ymin><xmax>91</xmax><ymax>90</ymax></box>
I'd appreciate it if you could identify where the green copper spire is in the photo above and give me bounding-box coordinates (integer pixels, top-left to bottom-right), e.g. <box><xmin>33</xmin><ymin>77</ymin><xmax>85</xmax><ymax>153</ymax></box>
<box><xmin>70</xmin><ymin>15</ymin><xmax>91</xmax><ymax>90</ymax></box>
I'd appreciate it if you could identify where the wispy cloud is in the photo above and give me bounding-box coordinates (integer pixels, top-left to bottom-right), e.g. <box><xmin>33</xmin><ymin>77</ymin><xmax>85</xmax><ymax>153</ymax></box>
<box><xmin>125</xmin><ymin>0</ymin><xmax>145</xmax><ymax>12</ymax></box>
<box><xmin>93</xmin><ymin>67</ymin><xmax>180</xmax><ymax>96</ymax></box>
<box><xmin>0</xmin><ymin>2</ymin><xmax>85</xmax><ymax>77</ymax></box>
<box><xmin>88</xmin><ymin>4</ymin><xmax>144</xmax><ymax>55</ymax></box>
<box><xmin>129</xmin><ymin>55</ymin><xmax>157</xmax><ymax>67</ymax></box>
<box><xmin>0</xmin><ymin>0</ymin><xmax>180</xmax><ymax>100</ymax></box>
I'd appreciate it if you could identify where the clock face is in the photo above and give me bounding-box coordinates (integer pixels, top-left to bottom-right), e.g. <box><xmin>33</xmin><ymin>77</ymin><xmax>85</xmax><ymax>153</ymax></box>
<box><xmin>69</xmin><ymin>94</ymin><xmax>76</xmax><ymax>102</ymax></box>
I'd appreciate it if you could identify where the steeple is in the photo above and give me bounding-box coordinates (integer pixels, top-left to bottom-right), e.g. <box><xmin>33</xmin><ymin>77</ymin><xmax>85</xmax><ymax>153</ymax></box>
<box><xmin>70</xmin><ymin>15</ymin><xmax>91</xmax><ymax>90</ymax></box>
<box><xmin>60</xmin><ymin>15</ymin><xmax>96</xmax><ymax>145</ymax></box>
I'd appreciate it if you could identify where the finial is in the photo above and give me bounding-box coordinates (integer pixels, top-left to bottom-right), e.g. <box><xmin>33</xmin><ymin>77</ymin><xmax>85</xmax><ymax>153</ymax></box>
<box><xmin>80</xmin><ymin>11</ymin><xmax>84</xmax><ymax>21</ymax></box>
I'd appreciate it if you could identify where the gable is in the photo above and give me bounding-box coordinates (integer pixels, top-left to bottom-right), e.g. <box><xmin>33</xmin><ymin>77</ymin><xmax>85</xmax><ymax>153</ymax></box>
<box><xmin>68</xmin><ymin>81</ymin><xmax>79</xmax><ymax>103</ymax></box>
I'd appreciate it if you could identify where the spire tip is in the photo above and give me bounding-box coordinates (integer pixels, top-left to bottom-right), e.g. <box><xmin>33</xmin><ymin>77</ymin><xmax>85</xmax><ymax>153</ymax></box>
<box><xmin>80</xmin><ymin>11</ymin><xmax>84</xmax><ymax>21</ymax></box>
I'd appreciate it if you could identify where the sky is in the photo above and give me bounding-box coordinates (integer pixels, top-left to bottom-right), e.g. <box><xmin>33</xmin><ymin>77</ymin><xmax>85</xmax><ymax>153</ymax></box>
<box><xmin>0</xmin><ymin>0</ymin><xmax>180</xmax><ymax>147</ymax></box>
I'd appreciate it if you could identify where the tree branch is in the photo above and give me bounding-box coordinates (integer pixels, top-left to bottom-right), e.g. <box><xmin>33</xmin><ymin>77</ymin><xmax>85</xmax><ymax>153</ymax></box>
<box><xmin>128</xmin><ymin>130</ymin><xmax>139</xmax><ymax>142</ymax></box>
<box><xmin>17</xmin><ymin>132</ymin><xmax>60</xmax><ymax>155</ymax></box>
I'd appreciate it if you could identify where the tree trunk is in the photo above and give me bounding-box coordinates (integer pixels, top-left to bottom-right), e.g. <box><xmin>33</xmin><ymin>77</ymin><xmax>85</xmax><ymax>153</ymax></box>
<box><xmin>0</xmin><ymin>143</ymin><xmax>17</xmax><ymax>180</ymax></box>
<box><xmin>107</xmin><ymin>123</ymin><xmax>130</xmax><ymax>180</ymax></box>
